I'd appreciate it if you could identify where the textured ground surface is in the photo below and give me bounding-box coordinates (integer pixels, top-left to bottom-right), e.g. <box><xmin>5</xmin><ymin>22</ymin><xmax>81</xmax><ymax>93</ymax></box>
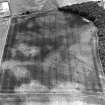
<box><xmin>0</xmin><ymin>1</ymin><xmax>104</xmax><ymax>104</ymax></box>
<box><xmin>0</xmin><ymin>9</ymin><xmax>104</xmax><ymax>105</ymax></box>
<box><xmin>9</xmin><ymin>0</ymin><xmax>58</xmax><ymax>15</ymax></box>
<box><xmin>59</xmin><ymin>1</ymin><xmax>105</xmax><ymax>74</ymax></box>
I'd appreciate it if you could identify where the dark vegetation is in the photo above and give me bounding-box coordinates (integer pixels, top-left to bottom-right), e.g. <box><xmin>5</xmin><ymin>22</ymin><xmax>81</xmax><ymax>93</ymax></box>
<box><xmin>1</xmin><ymin>4</ymin><xmax>103</xmax><ymax>94</ymax></box>
<box><xmin>0</xmin><ymin>3</ymin><xmax>104</xmax><ymax>104</ymax></box>
<box><xmin>59</xmin><ymin>1</ymin><xmax>105</xmax><ymax>73</ymax></box>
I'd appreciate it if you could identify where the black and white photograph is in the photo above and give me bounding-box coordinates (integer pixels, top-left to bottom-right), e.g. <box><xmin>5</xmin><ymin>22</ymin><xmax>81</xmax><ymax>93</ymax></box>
<box><xmin>0</xmin><ymin>0</ymin><xmax>105</xmax><ymax>104</ymax></box>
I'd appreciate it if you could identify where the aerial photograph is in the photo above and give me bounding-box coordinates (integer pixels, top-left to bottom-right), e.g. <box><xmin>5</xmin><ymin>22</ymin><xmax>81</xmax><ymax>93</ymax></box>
<box><xmin>0</xmin><ymin>0</ymin><xmax>105</xmax><ymax>105</ymax></box>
